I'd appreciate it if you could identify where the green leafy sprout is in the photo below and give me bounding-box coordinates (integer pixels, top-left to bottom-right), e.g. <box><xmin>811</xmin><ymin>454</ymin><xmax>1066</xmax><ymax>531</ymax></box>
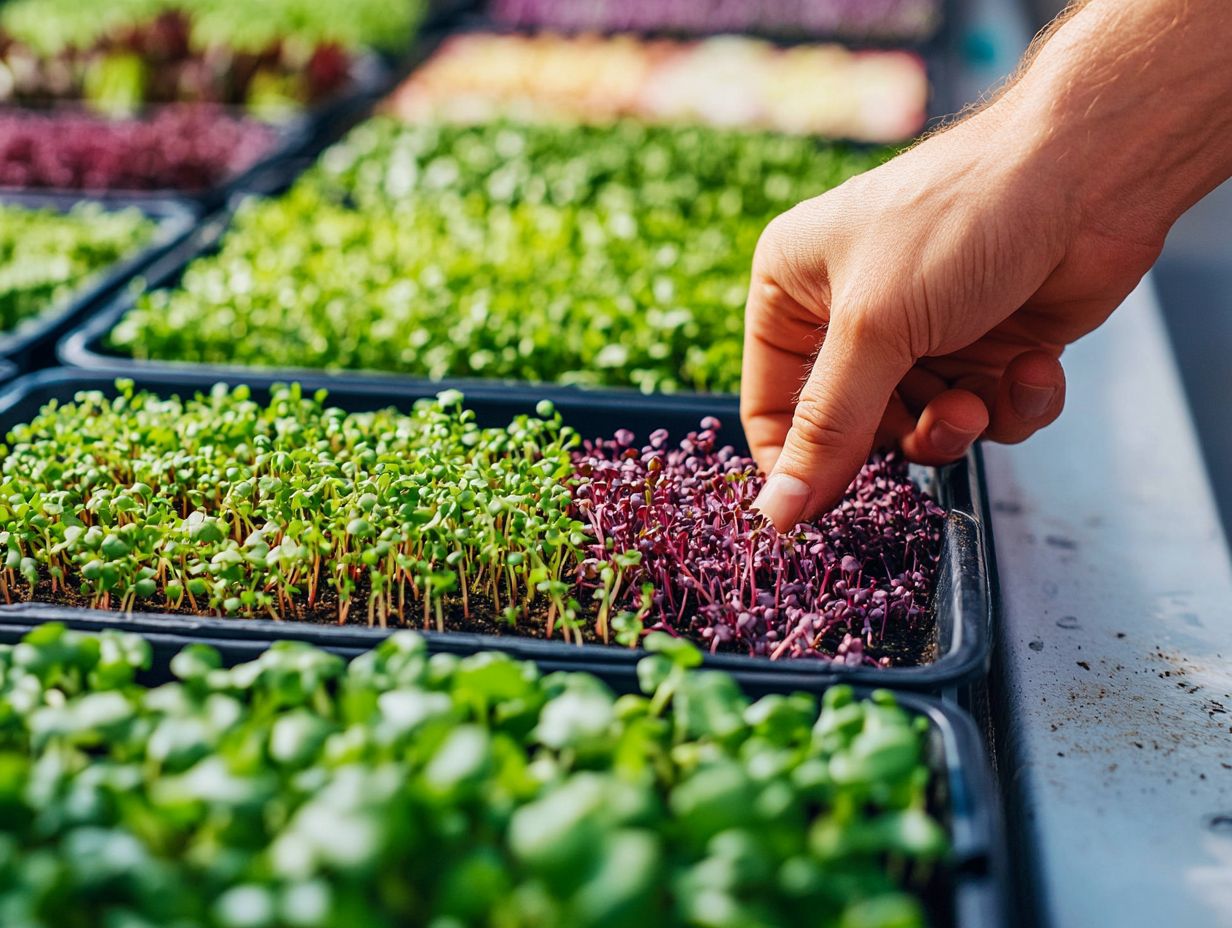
<box><xmin>0</xmin><ymin>201</ymin><xmax>155</xmax><ymax>336</ymax></box>
<box><xmin>1</xmin><ymin>382</ymin><xmax>592</xmax><ymax>635</ymax></box>
<box><xmin>0</xmin><ymin>0</ymin><xmax>424</xmax><ymax>54</ymax></box>
<box><xmin>0</xmin><ymin>623</ymin><xmax>948</xmax><ymax>928</ymax></box>
<box><xmin>108</xmin><ymin>118</ymin><xmax>888</xmax><ymax>394</ymax></box>
<box><xmin>0</xmin><ymin>383</ymin><xmax>946</xmax><ymax>669</ymax></box>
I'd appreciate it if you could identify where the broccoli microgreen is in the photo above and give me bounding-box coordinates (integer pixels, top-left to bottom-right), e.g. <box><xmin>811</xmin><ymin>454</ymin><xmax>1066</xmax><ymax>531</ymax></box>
<box><xmin>108</xmin><ymin>118</ymin><xmax>887</xmax><ymax>394</ymax></box>
<box><xmin>0</xmin><ymin>623</ymin><xmax>949</xmax><ymax>927</ymax></box>
<box><xmin>1</xmin><ymin>383</ymin><xmax>586</xmax><ymax>635</ymax></box>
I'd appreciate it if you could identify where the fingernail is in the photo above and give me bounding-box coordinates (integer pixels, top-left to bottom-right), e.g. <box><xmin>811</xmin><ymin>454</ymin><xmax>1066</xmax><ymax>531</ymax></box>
<box><xmin>929</xmin><ymin>420</ymin><xmax>978</xmax><ymax>458</ymax></box>
<box><xmin>753</xmin><ymin>473</ymin><xmax>812</xmax><ymax>531</ymax></box>
<box><xmin>1011</xmin><ymin>382</ymin><xmax>1057</xmax><ymax>419</ymax></box>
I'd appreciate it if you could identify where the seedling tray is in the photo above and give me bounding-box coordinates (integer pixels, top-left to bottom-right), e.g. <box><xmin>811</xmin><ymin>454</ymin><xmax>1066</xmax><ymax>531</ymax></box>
<box><xmin>0</xmin><ymin>614</ymin><xmax>1008</xmax><ymax>927</ymax></box>
<box><xmin>0</xmin><ymin>111</ymin><xmax>307</xmax><ymax>212</ymax></box>
<box><xmin>0</xmin><ymin>49</ymin><xmax>394</xmax><ymax>210</ymax></box>
<box><xmin>0</xmin><ymin>194</ymin><xmax>196</xmax><ymax>374</ymax></box>
<box><xmin>58</xmin><ymin>204</ymin><xmax>749</xmax><ymax>406</ymax></box>
<box><xmin>0</xmin><ymin>367</ymin><xmax>994</xmax><ymax>691</ymax></box>
<box><xmin>471</xmin><ymin>0</ymin><xmax>960</xmax><ymax>52</ymax></box>
<box><xmin>58</xmin><ymin>16</ymin><xmax>954</xmax><ymax>388</ymax></box>
<box><xmin>393</xmin><ymin>14</ymin><xmax>963</xmax><ymax>140</ymax></box>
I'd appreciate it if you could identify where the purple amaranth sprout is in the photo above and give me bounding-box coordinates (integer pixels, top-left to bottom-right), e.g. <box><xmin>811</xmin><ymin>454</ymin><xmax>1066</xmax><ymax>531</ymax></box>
<box><xmin>0</xmin><ymin>105</ymin><xmax>276</xmax><ymax>192</ymax></box>
<box><xmin>571</xmin><ymin>420</ymin><xmax>945</xmax><ymax>665</ymax></box>
<box><xmin>487</xmin><ymin>0</ymin><xmax>942</xmax><ymax>43</ymax></box>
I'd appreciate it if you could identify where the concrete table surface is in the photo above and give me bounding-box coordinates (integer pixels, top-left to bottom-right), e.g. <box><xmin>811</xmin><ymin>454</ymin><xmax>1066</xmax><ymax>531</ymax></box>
<box><xmin>985</xmin><ymin>280</ymin><xmax>1232</xmax><ymax>927</ymax></box>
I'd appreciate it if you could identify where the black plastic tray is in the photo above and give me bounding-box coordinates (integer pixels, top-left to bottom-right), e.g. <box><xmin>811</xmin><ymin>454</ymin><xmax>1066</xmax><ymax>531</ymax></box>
<box><xmin>82</xmin><ymin>11</ymin><xmax>955</xmax><ymax>216</ymax></box>
<box><xmin>0</xmin><ymin>111</ymin><xmax>306</xmax><ymax>212</ymax></box>
<box><xmin>473</xmin><ymin>0</ymin><xmax>959</xmax><ymax>52</ymax></box>
<box><xmin>0</xmin><ymin>367</ymin><xmax>994</xmax><ymax>691</ymax></box>
<box><xmin>57</xmin><ymin>198</ymin><xmax>751</xmax><ymax>406</ymax></box>
<box><xmin>397</xmin><ymin>12</ymin><xmax>963</xmax><ymax>141</ymax></box>
<box><xmin>0</xmin><ymin>610</ymin><xmax>1008</xmax><ymax>926</ymax></box>
<box><xmin>917</xmin><ymin>691</ymin><xmax>1007</xmax><ymax>928</ymax></box>
<box><xmin>0</xmin><ymin>194</ymin><xmax>197</xmax><ymax>374</ymax></box>
<box><xmin>55</xmin><ymin>8</ymin><xmax>957</xmax><ymax>382</ymax></box>
<box><xmin>0</xmin><ymin>360</ymin><xmax>14</xmax><ymax>385</ymax></box>
<box><xmin>58</xmin><ymin>130</ymin><xmax>896</xmax><ymax>405</ymax></box>
<box><xmin>0</xmin><ymin>49</ymin><xmax>397</xmax><ymax>209</ymax></box>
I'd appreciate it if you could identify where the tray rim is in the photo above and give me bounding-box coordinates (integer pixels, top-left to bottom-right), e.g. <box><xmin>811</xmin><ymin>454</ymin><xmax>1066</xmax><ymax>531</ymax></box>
<box><xmin>0</xmin><ymin>612</ymin><xmax>1009</xmax><ymax>927</ymax></box>
<box><xmin>0</xmin><ymin>195</ymin><xmax>198</xmax><ymax>371</ymax></box>
<box><xmin>0</xmin><ymin>367</ymin><xmax>995</xmax><ymax>692</ymax></box>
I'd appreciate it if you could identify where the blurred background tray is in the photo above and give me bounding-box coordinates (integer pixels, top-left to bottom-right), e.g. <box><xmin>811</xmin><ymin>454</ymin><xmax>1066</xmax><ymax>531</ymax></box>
<box><xmin>0</xmin><ymin>194</ymin><xmax>196</xmax><ymax>373</ymax></box>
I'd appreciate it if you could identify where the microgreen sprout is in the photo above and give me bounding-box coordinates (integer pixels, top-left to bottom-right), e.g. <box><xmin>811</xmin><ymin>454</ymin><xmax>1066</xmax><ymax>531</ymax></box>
<box><xmin>572</xmin><ymin>421</ymin><xmax>945</xmax><ymax>664</ymax></box>
<box><xmin>108</xmin><ymin>118</ymin><xmax>886</xmax><ymax>394</ymax></box>
<box><xmin>0</xmin><ymin>623</ymin><xmax>949</xmax><ymax>927</ymax></box>
<box><xmin>0</xmin><ymin>202</ymin><xmax>155</xmax><ymax>334</ymax></box>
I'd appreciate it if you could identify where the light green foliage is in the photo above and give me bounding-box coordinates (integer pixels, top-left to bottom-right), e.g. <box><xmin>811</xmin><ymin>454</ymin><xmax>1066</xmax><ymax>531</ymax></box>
<box><xmin>0</xmin><ymin>202</ymin><xmax>154</xmax><ymax>335</ymax></box>
<box><xmin>109</xmin><ymin>118</ymin><xmax>887</xmax><ymax>393</ymax></box>
<box><xmin>0</xmin><ymin>0</ymin><xmax>424</xmax><ymax>53</ymax></box>
<box><xmin>0</xmin><ymin>383</ymin><xmax>587</xmax><ymax>631</ymax></box>
<box><xmin>0</xmin><ymin>624</ymin><xmax>945</xmax><ymax>927</ymax></box>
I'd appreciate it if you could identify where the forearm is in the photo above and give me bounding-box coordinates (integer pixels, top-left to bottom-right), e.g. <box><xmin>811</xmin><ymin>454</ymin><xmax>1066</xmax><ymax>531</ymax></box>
<box><xmin>999</xmin><ymin>0</ymin><xmax>1232</xmax><ymax>241</ymax></box>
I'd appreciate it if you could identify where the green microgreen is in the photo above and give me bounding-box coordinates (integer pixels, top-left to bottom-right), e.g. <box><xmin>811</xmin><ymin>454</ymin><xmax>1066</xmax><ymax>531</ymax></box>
<box><xmin>0</xmin><ymin>383</ymin><xmax>587</xmax><ymax>633</ymax></box>
<box><xmin>0</xmin><ymin>0</ymin><xmax>423</xmax><ymax>55</ymax></box>
<box><xmin>0</xmin><ymin>623</ymin><xmax>948</xmax><ymax>927</ymax></box>
<box><xmin>0</xmin><ymin>202</ymin><xmax>155</xmax><ymax>335</ymax></box>
<box><xmin>108</xmin><ymin>117</ymin><xmax>887</xmax><ymax>393</ymax></box>
<box><xmin>0</xmin><ymin>0</ymin><xmax>424</xmax><ymax>116</ymax></box>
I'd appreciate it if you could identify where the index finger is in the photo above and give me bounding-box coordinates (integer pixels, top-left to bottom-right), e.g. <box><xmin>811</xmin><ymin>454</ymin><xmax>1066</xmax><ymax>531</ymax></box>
<box><xmin>739</xmin><ymin>276</ymin><xmax>827</xmax><ymax>475</ymax></box>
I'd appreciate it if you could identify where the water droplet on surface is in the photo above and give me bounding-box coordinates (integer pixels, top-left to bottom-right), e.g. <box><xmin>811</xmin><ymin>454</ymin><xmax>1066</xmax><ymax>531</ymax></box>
<box><xmin>1205</xmin><ymin>813</ymin><xmax>1232</xmax><ymax>835</ymax></box>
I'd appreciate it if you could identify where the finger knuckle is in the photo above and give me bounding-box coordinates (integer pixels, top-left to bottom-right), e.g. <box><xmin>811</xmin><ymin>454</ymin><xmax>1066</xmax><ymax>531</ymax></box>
<box><xmin>790</xmin><ymin>394</ymin><xmax>859</xmax><ymax>452</ymax></box>
<box><xmin>754</xmin><ymin>211</ymin><xmax>794</xmax><ymax>266</ymax></box>
<box><xmin>739</xmin><ymin>395</ymin><xmax>761</xmax><ymax>430</ymax></box>
<box><xmin>759</xmin><ymin>200</ymin><xmax>838</xmax><ymax>271</ymax></box>
<box><xmin>842</xmin><ymin>306</ymin><xmax>892</xmax><ymax>344</ymax></box>
<box><xmin>832</xmin><ymin>299</ymin><xmax>916</xmax><ymax>367</ymax></box>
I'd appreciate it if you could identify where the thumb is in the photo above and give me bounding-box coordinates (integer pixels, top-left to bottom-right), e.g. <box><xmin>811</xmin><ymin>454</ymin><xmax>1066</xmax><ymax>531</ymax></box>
<box><xmin>753</xmin><ymin>314</ymin><xmax>911</xmax><ymax>530</ymax></box>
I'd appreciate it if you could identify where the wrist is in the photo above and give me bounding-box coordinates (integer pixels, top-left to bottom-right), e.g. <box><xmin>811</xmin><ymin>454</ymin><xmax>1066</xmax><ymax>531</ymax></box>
<box><xmin>996</xmin><ymin>0</ymin><xmax>1232</xmax><ymax>246</ymax></box>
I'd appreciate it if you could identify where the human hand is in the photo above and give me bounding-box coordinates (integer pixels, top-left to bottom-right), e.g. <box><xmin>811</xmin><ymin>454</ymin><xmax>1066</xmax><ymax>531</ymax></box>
<box><xmin>742</xmin><ymin>0</ymin><xmax>1232</xmax><ymax>531</ymax></box>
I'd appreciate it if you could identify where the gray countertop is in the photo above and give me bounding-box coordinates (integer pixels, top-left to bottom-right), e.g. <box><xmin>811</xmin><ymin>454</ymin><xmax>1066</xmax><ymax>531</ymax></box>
<box><xmin>985</xmin><ymin>281</ymin><xmax>1232</xmax><ymax>927</ymax></box>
